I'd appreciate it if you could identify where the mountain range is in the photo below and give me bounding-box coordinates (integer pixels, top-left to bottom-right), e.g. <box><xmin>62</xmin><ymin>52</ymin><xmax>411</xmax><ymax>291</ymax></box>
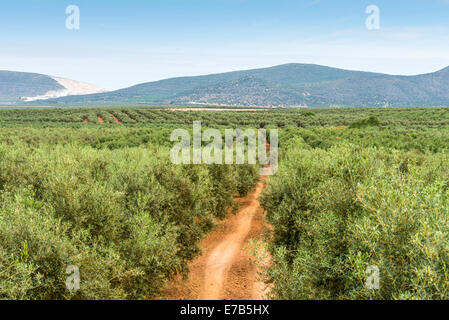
<box><xmin>2</xmin><ymin>63</ymin><xmax>449</xmax><ymax>108</ymax></box>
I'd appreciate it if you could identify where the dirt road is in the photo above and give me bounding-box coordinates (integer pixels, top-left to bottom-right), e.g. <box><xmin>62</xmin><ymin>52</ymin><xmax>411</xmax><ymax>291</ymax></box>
<box><xmin>111</xmin><ymin>114</ymin><xmax>122</xmax><ymax>124</ymax></box>
<box><xmin>159</xmin><ymin>175</ymin><xmax>270</xmax><ymax>300</ymax></box>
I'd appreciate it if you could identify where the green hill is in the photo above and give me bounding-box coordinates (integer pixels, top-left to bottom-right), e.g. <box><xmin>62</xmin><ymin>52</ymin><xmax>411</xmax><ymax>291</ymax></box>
<box><xmin>21</xmin><ymin>64</ymin><xmax>449</xmax><ymax>107</ymax></box>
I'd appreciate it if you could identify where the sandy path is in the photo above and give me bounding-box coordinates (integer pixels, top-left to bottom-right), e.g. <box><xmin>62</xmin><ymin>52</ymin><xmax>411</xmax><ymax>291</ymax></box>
<box><xmin>159</xmin><ymin>175</ymin><xmax>270</xmax><ymax>300</ymax></box>
<box><xmin>111</xmin><ymin>114</ymin><xmax>122</xmax><ymax>124</ymax></box>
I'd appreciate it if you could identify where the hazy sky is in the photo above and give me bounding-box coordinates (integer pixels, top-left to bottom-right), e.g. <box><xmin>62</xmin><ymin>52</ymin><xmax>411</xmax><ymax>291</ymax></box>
<box><xmin>1</xmin><ymin>0</ymin><xmax>449</xmax><ymax>90</ymax></box>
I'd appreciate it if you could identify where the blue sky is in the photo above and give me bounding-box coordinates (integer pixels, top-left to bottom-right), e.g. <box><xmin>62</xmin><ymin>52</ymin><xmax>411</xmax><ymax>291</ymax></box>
<box><xmin>1</xmin><ymin>0</ymin><xmax>449</xmax><ymax>89</ymax></box>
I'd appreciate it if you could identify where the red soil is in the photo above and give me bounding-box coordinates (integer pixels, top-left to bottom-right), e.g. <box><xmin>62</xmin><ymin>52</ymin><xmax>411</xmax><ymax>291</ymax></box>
<box><xmin>111</xmin><ymin>114</ymin><xmax>122</xmax><ymax>124</ymax></box>
<box><xmin>97</xmin><ymin>116</ymin><xmax>104</xmax><ymax>124</ymax></box>
<box><xmin>159</xmin><ymin>174</ymin><xmax>271</xmax><ymax>300</ymax></box>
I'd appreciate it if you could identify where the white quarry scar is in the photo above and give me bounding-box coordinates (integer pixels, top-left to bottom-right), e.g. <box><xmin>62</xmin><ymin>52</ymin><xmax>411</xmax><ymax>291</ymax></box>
<box><xmin>21</xmin><ymin>76</ymin><xmax>108</xmax><ymax>102</ymax></box>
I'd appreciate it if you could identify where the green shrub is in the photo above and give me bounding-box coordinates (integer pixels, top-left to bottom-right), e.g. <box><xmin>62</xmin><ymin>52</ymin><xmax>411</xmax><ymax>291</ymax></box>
<box><xmin>261</xmin><ymin>144</ymin><xmax>449</xmax><ymax>300</ymax></box>
<box><xmin>349</xmin><ymin>116</ymin><xmax>380</xmax><ymax>129</ymax></box>
<box><xmin>0</xmin><ymin>141</ymin><xmax>258</xmax><ymax>299</ymax></box>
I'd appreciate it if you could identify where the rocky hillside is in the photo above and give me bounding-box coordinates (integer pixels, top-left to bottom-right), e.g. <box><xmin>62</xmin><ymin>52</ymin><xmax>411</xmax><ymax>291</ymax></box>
<box><xmin>19</xmin><ymin>64</ymin><xmax>449</xmax><ymax>107</ymax></box>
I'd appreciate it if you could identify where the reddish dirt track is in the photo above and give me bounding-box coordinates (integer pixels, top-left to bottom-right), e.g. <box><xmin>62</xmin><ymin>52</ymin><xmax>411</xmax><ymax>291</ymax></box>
<box><xmin>159</xmin><ymin>174</ymin><xmax>271</xmax><ymax>300</ymax></box>
<box><xmin>111</xmin><ymin>114</ymin><xmax>122</xmax><ymax>124</ymax></box>
<box><xmin>97</xmin><ymin>116</ymin><xmax>104</xmax><ymax>123</ymax></box>
<box><xmin>83</xmin><ymin>119</ymin><xmax>88</xmax><ymax>123</ymax></box>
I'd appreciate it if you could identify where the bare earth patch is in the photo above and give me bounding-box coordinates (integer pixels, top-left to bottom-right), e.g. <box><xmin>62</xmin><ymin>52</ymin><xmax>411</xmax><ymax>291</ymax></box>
<box><xmin>111</xmin><ymin>114</ymin><xmax>122</xmax><ymax>124</ymax></box>
<box><xmin>159</xmin><ymin>175</ymin><xmax>271</xmax><ymax>300</ymax></box>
